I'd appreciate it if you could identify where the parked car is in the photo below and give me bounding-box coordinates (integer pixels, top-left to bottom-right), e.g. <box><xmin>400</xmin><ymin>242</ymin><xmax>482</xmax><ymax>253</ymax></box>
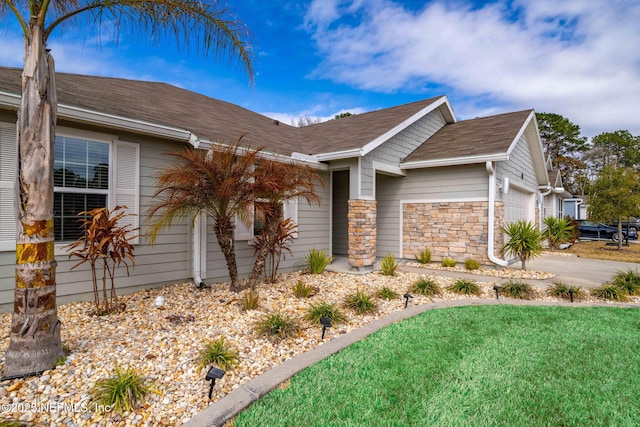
<box><xmin>608</xmin><ymin>217</ymin><xmax>640</xmax><ymax>234</ymax></box>
<box><xmin>577</xmin><ymin>220</ymin><xmax>638</xmax><ymax>241</ymax></box>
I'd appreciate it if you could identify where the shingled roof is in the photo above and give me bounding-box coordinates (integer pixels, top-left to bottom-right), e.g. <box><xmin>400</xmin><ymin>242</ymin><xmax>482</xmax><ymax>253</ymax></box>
<box><xmin>0</xmin><ymin>67</ymin><xmax>445</xmax><ymax>158</ymax></box>
<box><xmin>403</xmin><ymin>109</ymin><xmax>534</xmax><ymax>163</ymax></box>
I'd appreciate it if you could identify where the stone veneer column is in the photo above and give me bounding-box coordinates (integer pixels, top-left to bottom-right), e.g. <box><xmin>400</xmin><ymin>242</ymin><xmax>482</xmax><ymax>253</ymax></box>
<box><xmin>348</xmin><ymin>200</ymin><xmax>377</xmax><ymax>270</ymax></box>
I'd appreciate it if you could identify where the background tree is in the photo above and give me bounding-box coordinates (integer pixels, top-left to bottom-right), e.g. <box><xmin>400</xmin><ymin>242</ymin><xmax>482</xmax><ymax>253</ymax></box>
<box><xmin>587</xmin><ymin>130</ymin><xmax>640</xmax><ymax>173</ymax></box>
<box><xmin>2</xmin><ymin>0</ymin><xmax>252</xmax><ymax>376</ymax></box>
<box><xmin>588</xmin><ymin>165</ymin><xmax>640</xmax><ymax>250</ymax></box>
<box><xmin>334</xmin><ymin>112</ymin><xmax>354</xmax><ymax>119</ymax></box>
<box><xmin>149</xmin><ymin>142</ymin><xmax>259</xmax><ymax>292</ymax></box>
<box><xmin>536</xmin><ymin>112</ymin><xmax>588</xmax><ymax>194</ymax></box>
<box><xmin>295</xmin><ymin>115</ymin><xmax>323</xmax><ymax>127</ymax></box>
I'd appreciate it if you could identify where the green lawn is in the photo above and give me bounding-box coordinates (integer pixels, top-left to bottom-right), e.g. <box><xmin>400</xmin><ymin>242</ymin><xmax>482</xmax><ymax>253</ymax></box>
<box><xmin>234</xmin><ymin>305</ymin><xmax>640</xmax><ymax>427</ymax></box>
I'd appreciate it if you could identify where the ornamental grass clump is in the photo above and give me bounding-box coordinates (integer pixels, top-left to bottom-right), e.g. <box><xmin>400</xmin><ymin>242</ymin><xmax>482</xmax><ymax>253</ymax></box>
<box><xmin>196</xmin><ymin>337</ymin><xmax>238</xmax><ymax>371</ymax></box>
<box><xmin>380</xmin><ymin>253</ymin><xmax>398</xmax><ymax>276</ymax></box>
<box><xmin>376</xmin><ymin>286</ymin><xmax>399</xmax><ymax>300</ymax></box>
<box><xmin>343</xmin><ymin>290</ymin><xmax>377</xmax><ymax>315</ymax></box>
<box><xmin>464</xmin><ymin>259</ymin><xmax>481</xmax><ymax>270</ymax></box>
<box><xmin>411</xmin><ymin>278</ymin><xmax>442</xmax><ymax>296</ymax></box>
<box><xmin>306</xmin><ymin>248</ymin><xmax>333</xmax><ymax>274</ymax></box>
<box><xmin>415</xmin><ymin>248</ymin><xmax>431</xmax><ymax>264</ymax></box>
<box><xmin>610</xmin><ymin>270</ymin><xmax>640</xmax><ymax>296</ymax></box>
<box><xmin>500</xmin><ymin>280</ymin><xmax>536</xmax><ymax>300</ymax></box>
<box><xmin>293</xmin><ymin>280</ymin><xmax>314</xmax><ymax>298</ymax></box>
<box><xmin>441</xmin><ymin>258</ymin><xmax>457</xmax><ymax>267</ymax></box>
<box><xmin>448</xmin><ymin>279</ymin><xmax>481</xmax><ymax>296</ymax></box>
<box><xmin>91</xmin><ymin>364</ymin><xmax>158</xmax><ymax>414</ymax></box>
<box><xmin>547</xmin><ymin>282</ymin><xmax>583</xmax><ymax>301</ymax></box>
<box><xmin>542</xmin><ymin>216</ymin><xmax>575</xmax><ymax>250</ymax></box>
<box><xmin>306</xmin><ymin>301</ymin><xmax>348</xmax><ymax>325</ymax></box>
<box><xmin>590</xmin><ymin>284</ymin><xmax>629</xmax><ymax>302</ymax></box>
<box><xmin>255</xmin><ymin>312</ymin><xmax>300</xmax><ymax>341</ymax></box>
<box><xmin>240</xmin><ymin>288</ymin><xmax>260</xmax><ymax>311</ymax></box>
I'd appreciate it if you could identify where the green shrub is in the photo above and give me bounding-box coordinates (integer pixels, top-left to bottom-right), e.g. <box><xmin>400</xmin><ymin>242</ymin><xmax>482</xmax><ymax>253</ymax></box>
<box><xmin>590</xmin><ymin>284</ymin><xmax>629</xmax><ymax>302</ymax></box>
<box><xmin>0</xmin><ymin>420</ymin><xmax>26</xmax><ymax>427</ymax></box>
<box><xmin>464</xmin><ymin>259</ymin><xmax>481</xmax><ymax>270</ymax></box>
<box><xmin>240</xmin><ymin>288</ymin><xmax>260</xmax><ymax>311</ymax></box>
<box><xmin>542</xmin><ymin>216</ymin><xmax>575</xmax><ymax>250</ymax></box>
<box><xmin>500</xmin><ymin>280</ymin><xmax>536</xmax><ymax>300</ymax></box>
<box><xmin>344</xmin><ymin>290</ymin><xmax>377</xmax><ymax>315</ymax></box>
<box><xmin>380</xmin><ymin>253</ymin><xmax>398</xmax><ymax>276</ymax></box>
<box><xmin>255</xmin><ymin>312</ymin><xmax>300</xmax><ymax>340</ymax></box>
<box><xmin>92</xmin><ymin>364</ymin><xmax>158</xmax><ymax>414</ymax></box>
<box><xmin>547</xmin><ymin>282</ymin><xmax>582</xmax><ymax>300</ymax></box>
<box><xmin>415</xmin><ymin>249</ymin><xmax>431</xmax><ymax>264</ymax></box>
<box><xmin>411</xmin><ymin>278</ymin><xmax>442</xmax><ymax>296</ymax></box>
<box><xmin>441</xmin><ymin>258</ymin><xmax>457</xmax><ymax>267</ymax></box>
<box><xmin>611</xmin><ymin>270</ymin><xmax>640</xmax><ymax>296</ymax></box>
<box><xmin>448</xmin><ymin>279</ymin><xmax>481</xmax><ymax>296</ymax></box>
<box><xmin>293</xmin><ymin>280</ymin><xmax>314</xmax><ymax>298</ymax></box>
<box><xmin>305</xmin><ymin>301</ymin><xmax>348</xmax><ymax>325</ymax></box>
<box><xmin>196</xmin><ymin>337</ymin><xmax>238</xmax><ymax>371</ymax></box>
<box><xmin>376</xmin><ymin>286</ymin><xmax>399</xmax><ymax>300</ymax></box>
<box><xmin>306</xmin><ymin>248</ymin><xmax>333</xmax><ymax>274</ymax></box>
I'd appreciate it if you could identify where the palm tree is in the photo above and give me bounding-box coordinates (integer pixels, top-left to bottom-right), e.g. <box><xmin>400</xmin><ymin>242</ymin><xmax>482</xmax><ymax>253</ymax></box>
<box><xmin>2</xmin><ymin>0</ymin><xmax>252</xmax><ymax>376</ymax></box>
<box><xmin>148</xmin><ymin>142</ymin><xmax>260</xmax><ymax>292</ymax></box>
<box><xmin>501</xmin><ymin>220</ymin><xmax>543</xmax><ymax>270</ymax></box>
<box><xmin>542</xmin><ymin>216</ymin><xmax>574</xmax><ymax>251</ymax></box>
<box><xmin>248</xmin><ymin>160</ymin><xmax>322</xmax><ymax>287</ymax></box>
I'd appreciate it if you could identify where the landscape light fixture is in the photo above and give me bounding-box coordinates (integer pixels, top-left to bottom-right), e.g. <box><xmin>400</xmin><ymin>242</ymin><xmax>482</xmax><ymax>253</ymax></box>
<box><xmin>320</xmin><ymin>316</ymin><xmax>332</xmax><ymax>340</ymax></box>
<box><xmin>568</xmin><ymin>288</ymin><xmax>575</xmax><ymax>303</ymax></box>
<box><xmin>493</xmin><ymin>285</ymin><xmax>501</xmax><ymax>300</ymax></box>
<box><xmin>403</xmin><ymin>293</ymin><xmax>413</xmax><ymax>309</ymax></box>
<box><xmin>206</xmin><ymin>366</ymin><xmax>225</xmax><ymax>399</ymax></box>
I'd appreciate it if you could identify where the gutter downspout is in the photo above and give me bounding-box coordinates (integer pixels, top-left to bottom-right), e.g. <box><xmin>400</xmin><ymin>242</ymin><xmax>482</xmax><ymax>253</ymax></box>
<box><xmin>539</xmin><ymin>185</ymin><xmax>552</xmax><ymax>226</ymax></box>
<box><xmin>486</xmin><ymin>162</ymin><xmax>509</xmax><ymax>267</ymax></box>
<box><xmin>192</xmin><ymin>213</ymin><xmax>204</xmax><ymax>288</ymax></box>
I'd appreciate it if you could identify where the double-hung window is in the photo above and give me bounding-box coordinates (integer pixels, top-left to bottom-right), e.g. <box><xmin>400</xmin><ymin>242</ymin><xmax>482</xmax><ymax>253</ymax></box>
<box><xmin>0</xmin><ymin>124</ymin><xmax>139</xmax><ymax>250</ymax></box>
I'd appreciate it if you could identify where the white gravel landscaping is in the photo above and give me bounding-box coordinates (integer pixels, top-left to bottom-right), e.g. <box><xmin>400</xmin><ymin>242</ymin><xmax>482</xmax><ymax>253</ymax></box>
<box><xmin>0</xmin><ymin>266</ymin><xmax>636</xmax><ymax>427</ymax></box>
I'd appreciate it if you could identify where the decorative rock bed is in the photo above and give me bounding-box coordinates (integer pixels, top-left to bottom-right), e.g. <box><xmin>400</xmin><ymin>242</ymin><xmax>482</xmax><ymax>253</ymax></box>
<box><xmin>0</xmin><ymin>266</ymin><xmax>635</xmax><ymax>426</ymax></box>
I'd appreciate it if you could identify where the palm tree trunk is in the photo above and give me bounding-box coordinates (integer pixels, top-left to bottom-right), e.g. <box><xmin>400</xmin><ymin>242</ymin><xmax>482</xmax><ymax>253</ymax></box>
<box><xmin>4</xmin><ymin>22</ymin><xmax>63</xmax><ymax>376</ymax></box>
<box><xmin>214</xmin><ymin>216</ymin><xmax>240</xmax><ymax>292</ymax></box>
<box><xmin>248</xmin><ymin>219</ymin><xmax>277</xmax><ymax>288</ymax></box>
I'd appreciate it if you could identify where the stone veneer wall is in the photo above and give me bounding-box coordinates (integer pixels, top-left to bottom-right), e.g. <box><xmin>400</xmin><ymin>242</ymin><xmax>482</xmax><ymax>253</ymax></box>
<box><xmin>348</xmin><ymin>200</ymin><xmax>377</xmax><ymax>269</ymax></box>
<box><xmin>403</xmin><ymin>201</ymin><xmax>505</xmax><ymax>264</ymax></box>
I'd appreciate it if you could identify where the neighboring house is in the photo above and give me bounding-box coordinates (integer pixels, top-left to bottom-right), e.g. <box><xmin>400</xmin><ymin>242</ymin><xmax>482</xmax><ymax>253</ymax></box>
<box><xmin>564</xmin><ymin>196</ymin><xmax>589</xmax><ymax>220</ymax></box>
<box><xmin>0</xmin><ymin>66</ymin><xmax>553</xmax><ymax>308</ymax></box>
<box><xmin>542</xmin><ymin>156</ymin><xmax>568</xmax><ymax>221</ymax></box>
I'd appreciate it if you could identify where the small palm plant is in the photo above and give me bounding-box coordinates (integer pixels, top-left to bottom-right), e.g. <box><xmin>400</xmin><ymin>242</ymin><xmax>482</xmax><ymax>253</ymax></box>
<box><xmin>501</xmin><ymin>220</ymin><xmax>543</xmax><ymax>270</ymax></box>
<box><xmin>411</xmin><ymin>278</ymin><xmax>442</xmax><ymax>296</ymax></box>
<box><xmin>376</xmin><ymin>286</ymin><xmax>399</xmax><ymax>300</ymax></box>
<box><xmin>255</xmin><ymin>312</ymin><xmax>300</xmax><ymax>341</ymax></box>
<box><xmin>415</xmin><ymin>249</ymin><xmax>431</xmax><ymax>264</ymax></box>
<box><xmin>542</xmin><ymin>216</ymin><xmax>575</xmax><ymax>251</ymax></box>
<box><xmin>610</xmin><ymin>270</ymin><xmax>640</xmax><ymax>296</ymax></box>
<box><xmin>448</xmin><ymin>279</ymin><xmax>481</xmax><ymax>296</ymax></box>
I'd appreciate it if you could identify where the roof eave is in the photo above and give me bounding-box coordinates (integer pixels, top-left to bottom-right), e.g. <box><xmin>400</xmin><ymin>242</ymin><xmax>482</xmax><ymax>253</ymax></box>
<box><xmin>0</xmin><ymin>90</ymin><xmax>193</xmax><ymax>142</ymax></box>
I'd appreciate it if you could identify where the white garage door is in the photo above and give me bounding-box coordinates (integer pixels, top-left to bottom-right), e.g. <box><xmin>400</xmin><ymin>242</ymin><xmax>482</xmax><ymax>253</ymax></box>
<box><xmin>504</xmin><ymin>186</ymin><xmax>534</xmax><ymax>224</ymax></box>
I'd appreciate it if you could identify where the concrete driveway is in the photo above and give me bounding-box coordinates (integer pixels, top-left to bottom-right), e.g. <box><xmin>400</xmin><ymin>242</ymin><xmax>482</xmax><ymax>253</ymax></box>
<box><xmin>517</xmin><ymin>253</ymin><xmax>640</xmax><ymax>288</ymax></box>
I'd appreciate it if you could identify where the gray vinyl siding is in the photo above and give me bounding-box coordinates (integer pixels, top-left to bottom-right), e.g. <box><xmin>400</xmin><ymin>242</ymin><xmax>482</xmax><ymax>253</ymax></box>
<box><xmin>0</xmin><ymin>119</ymin><xmax>193</xmax><ymax>309</ymax></box>
<box><xmin>375</xmin><ymin>164</ymin><xmax>488</xmax><ymax>257</ymax></box>
<box><xmin>496</xmin><ymin>134</ymin><xmax>538</xmax><ymax>198</ymax></box>
<box><xmin>360</xmin><ymin>109</ymin><xmax>446</xmax><ymax>198</ymax></box>
<box><xmin>204</xmin><ymin>171</ymin><xmax>331</xmax><ymax>282</ymax></box>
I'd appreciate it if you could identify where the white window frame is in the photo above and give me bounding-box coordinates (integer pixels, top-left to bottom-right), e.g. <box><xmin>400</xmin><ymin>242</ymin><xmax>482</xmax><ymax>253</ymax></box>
<box><xmin>234</xmin><ymin>197</ymin><xmax>299</xmax><ymax>241</ymax></box>
<box><xmin>0</xmin><ymin>124</ymin><xmax>139</xmax><ymax>252</ymax></box>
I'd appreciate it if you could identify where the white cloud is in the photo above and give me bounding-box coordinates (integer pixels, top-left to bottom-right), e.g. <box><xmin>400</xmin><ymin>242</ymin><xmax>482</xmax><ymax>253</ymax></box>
<box><xmin>304</xmin><ymin>0</ymin><xmax>640</xmax><ymax>137</ymax></box>
<box><xmin>262</xmin><ymin>106</ymin><xmax>367</xmax><ymax>126</ymax></box>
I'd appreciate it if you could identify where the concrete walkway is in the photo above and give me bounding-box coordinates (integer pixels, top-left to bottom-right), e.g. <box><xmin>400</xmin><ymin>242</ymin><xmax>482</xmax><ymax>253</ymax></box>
<box><xmin>184</xmin><ymin>295</ymin><xmax>640</xmax><ymax>427</ymax></box>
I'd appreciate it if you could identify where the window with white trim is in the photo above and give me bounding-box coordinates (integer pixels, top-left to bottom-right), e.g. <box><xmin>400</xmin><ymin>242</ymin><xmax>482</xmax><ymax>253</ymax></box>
<box><xmin>0</xmin><ymin>124</ymin><xmax>139</xmax><ymax>249</ymax></box>
<box><xmin>234</xmin><ymin>198</ymin><xmax>298</xmax><ymax>240</ymax></box>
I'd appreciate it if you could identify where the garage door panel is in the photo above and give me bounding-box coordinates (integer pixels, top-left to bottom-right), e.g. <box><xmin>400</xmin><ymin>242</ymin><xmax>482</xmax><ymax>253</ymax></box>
<box><xmin>504</xmin><ymin>187</ymin><xmax>534</xmax><ymax>224</ymax></box>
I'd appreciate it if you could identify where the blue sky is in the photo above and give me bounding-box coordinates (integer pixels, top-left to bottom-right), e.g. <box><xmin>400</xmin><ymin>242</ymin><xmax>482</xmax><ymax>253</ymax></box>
<box><xmin>1</xmin><ymin>0</ymin><xmax>639</xmax><ymax>138</ymax></box>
